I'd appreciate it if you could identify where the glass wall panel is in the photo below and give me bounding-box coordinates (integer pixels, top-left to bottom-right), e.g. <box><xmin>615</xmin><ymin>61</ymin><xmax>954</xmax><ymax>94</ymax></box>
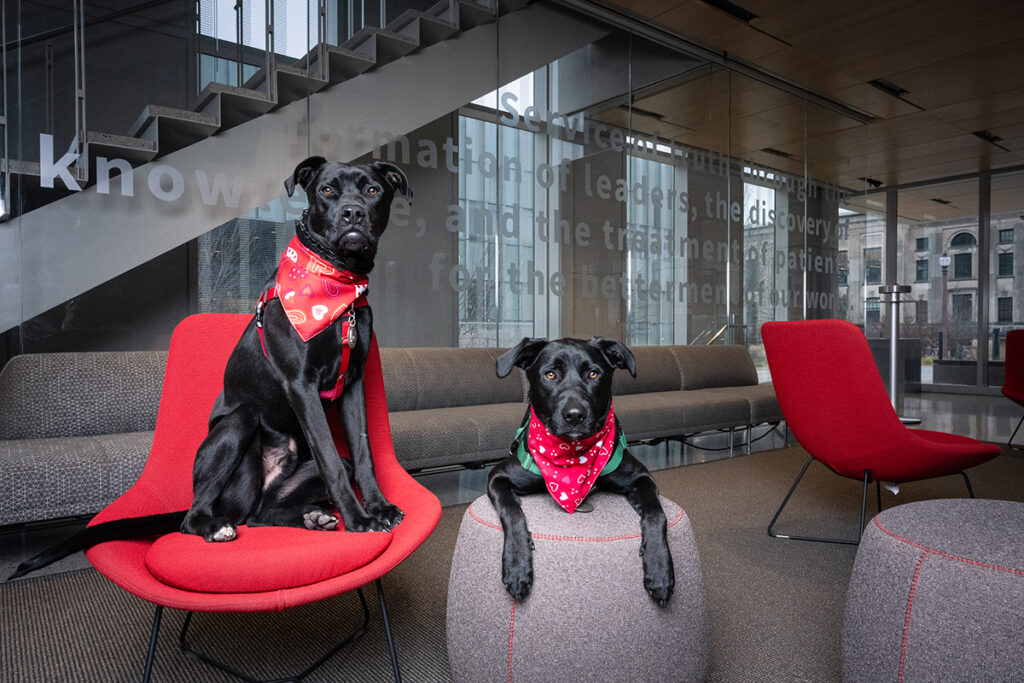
<box><xmin>0</xmin><ymin>0</ymin><xmax>918</xmax><ymax>390</ymax></box>
<box><xmin>989</xmin><ymin>171</ymin><xmax>1024</xmax><ymax>386</ymax></box>
<box><xmin>897</xmin><ymin>179</ymin><xmax>980</xmax><ymax>386</ymax></box>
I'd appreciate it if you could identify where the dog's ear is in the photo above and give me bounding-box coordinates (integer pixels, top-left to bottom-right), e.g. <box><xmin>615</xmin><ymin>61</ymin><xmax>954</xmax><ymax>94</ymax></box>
<box><xmin>372</xmin><ymin>161</ymin><xmax>412</xmax><ymax>201</ymax></box>
<box><xmin>496</xmin><ymin>337</ymin><xmax>548</xmax><ymax>378</ymax></box>
<box><xmin>285</xmin><ymin>156</ymin><xmax>327</xmax><ymax>197</ymax></box>
<box><xmin>589</xmin><ymin>337</ymin><xmax>636</xmax><ymax>378</ymax></box>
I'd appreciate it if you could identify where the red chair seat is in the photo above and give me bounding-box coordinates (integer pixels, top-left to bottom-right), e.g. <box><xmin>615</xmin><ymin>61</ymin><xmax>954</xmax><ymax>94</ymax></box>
<box><xmin>146</xmin><ymin>526</ymin><xmax>393</xmax><ymax>593</ymax></box>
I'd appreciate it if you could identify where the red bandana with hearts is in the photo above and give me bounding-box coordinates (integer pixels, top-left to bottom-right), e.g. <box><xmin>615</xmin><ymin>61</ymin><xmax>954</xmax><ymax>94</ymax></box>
<box><xmin>527</xmin><ymin>405</ymin><xmax>617</xmax><ymax>513</ymax></box>
<box><xmin>275</xmin><ymin>235</ymin><xmax>368</xmax><ymax>342</ymax></box>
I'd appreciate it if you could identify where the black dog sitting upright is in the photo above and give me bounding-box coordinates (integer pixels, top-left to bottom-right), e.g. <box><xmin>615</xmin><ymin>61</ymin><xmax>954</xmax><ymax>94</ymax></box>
<box><xmin>180</xmin><ymin>155</ymin><xmax>410</xmax><ymax>541</ymax></box>
<box><xmin>10</xmin><ymin>156</ymin><xmax>411</xmax><ymax>578</ymax></box>
<box><xmin>487</xmin><ymin>337</ymin><xmax>675</xmax><ymax>606</ymax></box>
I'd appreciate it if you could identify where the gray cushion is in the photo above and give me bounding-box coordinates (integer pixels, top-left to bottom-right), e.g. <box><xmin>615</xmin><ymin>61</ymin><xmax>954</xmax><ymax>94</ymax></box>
<box><xmin>724</xmin><ymin>381</ymin><xmax>783</xmax><ymax>424</ymax></box>
<box><xmin>669</xmin><ymin>344</ymin><xmax>759</xmax><ymax>390</ymax></box>
<box><xmin>0</xmin><ymin>432</ymin><xmax>152</xmax><ymax>525</ymax></box>
<box><xmin>380</xmin><ymin>347</ymin><xmax>523</xmax><ymax>412</ymax></box>
<box><xmin>613</xmin><ymin>345</ymin><xmax>682</xmax><ymax>395</ymax></box>
<box><xmin>843</xmin><ymin>499</ymin><xmax>1024</xmax><ymax>682</ymax></box>
<box><xmin>447</xmin><ymin>492</ymin><xmax>708</xmax><ymax>682</ymax></box>
<box><xmin>389</xmin><ymin>402</ymin><xmax>526</xmax><ymax>471</ymax></box>
<box><xmin>0</xmin><ymin>351</ymin><xmax>166</xmax><ymax>440</ymax></box>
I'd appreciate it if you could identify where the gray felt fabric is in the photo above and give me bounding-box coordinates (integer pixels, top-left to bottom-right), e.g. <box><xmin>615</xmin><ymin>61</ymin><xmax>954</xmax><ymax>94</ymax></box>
<box><xmin>0</xmin><ymin>432</ymin><xmax>153</xmax><ymax>525</ymax></box>
<box><xmin>842</xmin><ymin>499</ymin><xmax>1024</xmax><ymax>682</ymax></box>
<box><xmin>447</xmin><ymin>492</ymin><xmax>709</xmax><ymax>683</ymax></box>
<box><xmin>0</xmin><ymin>351</ymin><xmax>165</xmax><ymax>526</ymax></box>
<box><xmin>0</xmin><ymin>351</ymin><xmax>166</xmax><ymax>440</ymax></box>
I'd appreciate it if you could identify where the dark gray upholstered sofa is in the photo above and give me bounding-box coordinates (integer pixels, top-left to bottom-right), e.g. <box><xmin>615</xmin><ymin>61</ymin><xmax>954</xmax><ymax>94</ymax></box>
<box><xmin>380</xmin><ymin>343</ymin><xmax>781</xmax><ymax>472</ymax></box>
<box><xmin>0</xmin><ymin>343</ymin><xmax>778</xmax><ymax>525</ymax></box>
<box><xmin>0</xmin><ymin>351</ymin><xmax>167</xmax><ymax>527</ymax></box>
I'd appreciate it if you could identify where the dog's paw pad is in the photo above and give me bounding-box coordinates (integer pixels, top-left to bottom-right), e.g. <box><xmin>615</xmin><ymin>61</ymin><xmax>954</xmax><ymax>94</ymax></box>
<box><xmin>303</xmin><ymin>510</ymin><xmax>338</xmax><ymax>531</ymax></box>
<box><xmin>209</xmin><ymin>525</ymin><xmax>237</xmax><ymax>542</ymax></box>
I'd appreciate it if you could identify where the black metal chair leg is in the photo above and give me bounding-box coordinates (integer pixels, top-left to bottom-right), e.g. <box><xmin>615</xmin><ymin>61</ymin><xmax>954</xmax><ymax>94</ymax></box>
<box><xmin>961</xmin><ymin>471</ymin><xmax>976</xmax><ymax>498</ymax></box>
<box><xmin>143</xmin><ymin>605</ymin><xmax>163</xmax><ymax>683</ymax></box>
<box><xmin>376</xmin><ymin>578</ymin><xmax>402</xmax><ymax>683</ymax></box>
<box><xmin>1009</xmin><ymin>414</ymin><xmax>1024</xmax><ymax>451</ymax></box>
<box><xmin>176</xmin><ymin>588</ymin><xmax>370</xmax><ymax>683</ymax></box>
<box><xmin>767</xmin><ymin>455</ymin><xmax>867</xmax><ymax>545</ymax></box>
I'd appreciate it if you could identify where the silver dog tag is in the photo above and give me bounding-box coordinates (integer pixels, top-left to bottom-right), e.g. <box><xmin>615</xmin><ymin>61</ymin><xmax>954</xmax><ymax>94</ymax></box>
<box><xmin>347</xmin><ymin>311</ymin><xmax>357</xmax><ymax>348</ymax></box>
<box><xmin>576</xmin><ymin>501</ymin><xmax>594</xmax><ymax>513</ymax></box>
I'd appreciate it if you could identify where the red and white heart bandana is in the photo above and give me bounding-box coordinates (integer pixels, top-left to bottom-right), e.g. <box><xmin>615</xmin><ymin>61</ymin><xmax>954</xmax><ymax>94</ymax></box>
<box><xmin>527</xmin><ymin>405</ymin><xmax>617</xmax><ymax>513</ymax></box>
<box><xmin>274</xmin><ymin>235</ymin><xmax>368</xmax><ymax>342</ymax></box>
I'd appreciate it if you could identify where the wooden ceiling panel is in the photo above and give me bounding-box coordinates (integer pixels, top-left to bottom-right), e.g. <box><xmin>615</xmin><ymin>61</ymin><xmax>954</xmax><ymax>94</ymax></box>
<box><xmin>596</xmin><ymin>0</ymin><xmax>1024</xmax><ymax>191</ymax></box>
<box><xmin>830</xmin><ymin>83</ymin><xmax>922</xmax><ymax>120</ymax></box>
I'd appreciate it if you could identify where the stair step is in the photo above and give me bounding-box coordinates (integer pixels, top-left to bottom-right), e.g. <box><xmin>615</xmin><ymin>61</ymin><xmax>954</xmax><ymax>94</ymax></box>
<box><xmin>389</xmin><ymin>9</ymin><xmax>458</xmax><ymax>46</ymax></box>
<box><xmin>196</xmin><ymin>83</ymin><xmax>275</xmax><ymax>131</ymax></box>
<box><xmin>129</xmin><ymin>105</ymin><xmax>220</xmax><ymax>156</ymax></box>
<box><xmin>344</xmin><ymin>27</ymin><xmax>420</xmax><ymax>66</ymax></box>
<box><xmin>457</xmin><ymin>0</ymin><xmax>498</xmax><ymax>29</ymax></box>
<box><xmin>86</xmin><ymin>132</ymin><xmax>158</xmax><ymax>166</ymax></box>
<box><xmin>316</xmin><ymin>45</ymin><xmax>377</xmax><ymax>84</ymax></box>
<box><xmin>247</xmin><ymin>63</ymin><xmax>330</xmax><ymax>107</ymax></box>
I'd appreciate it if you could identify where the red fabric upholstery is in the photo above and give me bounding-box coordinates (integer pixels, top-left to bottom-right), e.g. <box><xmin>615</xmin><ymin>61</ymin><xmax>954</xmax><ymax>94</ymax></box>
<box><xmin>761</xmin><ymin>319</ymin><xmax>999</xmax><ymax>483</ymax></box>
<box><xmin>85</xmin><ymin>313</ymin><xmax>441</xmax><ymax>613</ymax></box>
<box><xmin>146</xmin><ymin>525</ymin><xmax>393</xmax><ymax>593</ymax></box>
<box><xmin>1003</xmin><ymin>330</ymin><xmax>1024</xmax><ymax>407</ymax></box>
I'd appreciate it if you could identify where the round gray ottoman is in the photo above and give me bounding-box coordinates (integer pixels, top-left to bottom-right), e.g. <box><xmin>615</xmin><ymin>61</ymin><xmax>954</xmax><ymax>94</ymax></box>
<box><xmin>843</xmin><ymin>499</ymin><xmax>1024</xmax><ymax>682</ymax></box>
<box><xmin>446</xmin><ymin>492</ymin><xmax>708</xmax><ymax>682</ymax></box>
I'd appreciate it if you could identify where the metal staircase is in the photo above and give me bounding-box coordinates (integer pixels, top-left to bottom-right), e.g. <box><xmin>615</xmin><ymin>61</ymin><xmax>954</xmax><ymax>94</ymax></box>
<box><xmin>3</xmin><ymin>0</ymin><xmax>527</xmax><ymax>188</ymax></box>
<box><xmin>3</xmin><ymin>0</ymin><xmax>612</xmax><ymax>331</ymax></box>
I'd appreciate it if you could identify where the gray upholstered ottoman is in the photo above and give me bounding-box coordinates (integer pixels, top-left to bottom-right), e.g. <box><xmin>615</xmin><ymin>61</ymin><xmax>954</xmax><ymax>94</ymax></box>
<box><xmin>843</xmin><ymin>499</ymin><xmax>1024</xmax><ymax>682</ymax></box>
<box><xmin>447</xmin><ymin>492</ymin><xmax>708</xmax><ymax>682</ymax></box>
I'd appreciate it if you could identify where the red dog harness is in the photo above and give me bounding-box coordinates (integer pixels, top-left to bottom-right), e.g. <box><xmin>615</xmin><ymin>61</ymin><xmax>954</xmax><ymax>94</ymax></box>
<box><xmin>256</xmin><ymin>235</ymin><xmax>368</xmax><ymax>402</ymax></box>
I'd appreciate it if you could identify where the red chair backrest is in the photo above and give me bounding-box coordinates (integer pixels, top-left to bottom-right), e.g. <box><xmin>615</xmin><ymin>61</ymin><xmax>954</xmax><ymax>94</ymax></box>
<box><xmin>1004</xmin><ymin>329</ymin><xmax>1024</xmax><ymax>400</ymax></box>
<box><xmin>761</xmin><ymin>319</ymin><xmax>908</xmax><ymax>476</ymax></box>
<box><xmin>136</xmin><ymin>314</ymin><xmax>251</xmax><ymax>512</ymax></box>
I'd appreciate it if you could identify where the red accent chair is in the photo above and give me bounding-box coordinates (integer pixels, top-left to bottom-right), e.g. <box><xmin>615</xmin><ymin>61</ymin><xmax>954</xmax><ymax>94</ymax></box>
<box><xmin>761</xmin><ymin>319</ymin><xmax>1000</xmax><ymax>545</ymax></box>
<box><xmin>1002</xmin><ymin>329</ymin><xmax>1024</xmax><ymax>450</ymax></box>
<box><xmin>85</xmin><ymin>313</ymin><xmax>441</xmax><ymax>681</ymax></box>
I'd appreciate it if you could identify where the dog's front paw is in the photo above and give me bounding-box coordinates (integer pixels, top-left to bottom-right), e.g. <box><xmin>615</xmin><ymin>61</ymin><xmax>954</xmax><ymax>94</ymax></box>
<box><xmin>207</xmin><ymin>522</ymin><xmax>237</xmax><ymax>543</ymax></box>
<box><xmin>366</xmin><ymin>500</ymin><xmax>404</xmax><ymax>530</ymax></box>
<box><xmin>501</xmin><ymin>542</ymin><xmax>534</xmax><ymax>601</ymax></box>
<box><xmin>303</xmin><ymin>508</ymin><xmax>339</xmax><ymax>531</ymax></box>
<box><xmin>341</xmin><ymin>509</ymin><xmax>389</xmax><ymax>533</ymax></box>
<box><xmin>641</xmin><ymin>544</ymin><xmax>675</xmax><ymax>607</ymax></box>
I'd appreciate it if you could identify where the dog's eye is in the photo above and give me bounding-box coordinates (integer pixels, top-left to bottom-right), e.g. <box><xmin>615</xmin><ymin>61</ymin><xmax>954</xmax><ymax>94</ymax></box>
<box><xmin>544</xmin><ymin>371</ymin><xmax>556</xmax><ymax>380</ymax></box>
<box><xmin>588</xmin><ymin>370</ymin><xmax>600</xmax><ymax>380</ymax></box>
<box><xmin>320</xmin><ymin>186</ymin><xmax>334</xmax><ymax>196</ymax></box>
<box><xmin>366</xmin><ymin>185</ymin><xmax>380</xmax><ymax>196</ymax></box>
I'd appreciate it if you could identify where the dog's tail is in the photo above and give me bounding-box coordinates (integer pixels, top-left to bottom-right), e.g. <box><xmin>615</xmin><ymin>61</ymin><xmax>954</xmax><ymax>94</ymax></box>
<box><xmin>7</xmin><ymin>511</ymin><xmax>188</xmax><ymax>580</ymax></box>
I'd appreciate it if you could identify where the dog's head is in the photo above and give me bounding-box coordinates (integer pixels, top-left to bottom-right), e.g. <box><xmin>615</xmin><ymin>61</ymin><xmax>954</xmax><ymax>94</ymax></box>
<box><xmin>497</xmin><ymin>337</ymin><xmax>636</xmax><ymax>441</ymax></box>
<box><xmin>285</xmin><ymin>156</ymin><xmax>412</xmax><ymax>275</ymax></box>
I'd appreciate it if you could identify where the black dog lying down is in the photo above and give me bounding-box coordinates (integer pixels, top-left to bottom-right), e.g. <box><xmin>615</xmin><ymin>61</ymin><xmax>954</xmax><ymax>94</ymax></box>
<box><xmin>10</xmin><ymin>156</ymin><xmax>411</xmax><ymax>579</ymax></box>
<box><xmin>487</xmin><ymin>337</ymin><xmax>675</xmax><ymax>606</ymax></box>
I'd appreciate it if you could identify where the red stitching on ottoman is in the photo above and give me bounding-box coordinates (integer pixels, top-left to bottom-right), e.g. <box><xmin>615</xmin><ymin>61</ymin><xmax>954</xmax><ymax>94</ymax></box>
<box><xmin>873</xmin><ymin>515</ymin><xmax>1024</xmax><ymax>680</ymax></box>
<box><xmin>873</xmin><ymin>517</ymin><xmax>1024</xmax><ymax>577</ymax></box>
<box><xmin>899</xmin><ymin>551</ymin><xmax>928</xmax><ymax>682</ymax></box>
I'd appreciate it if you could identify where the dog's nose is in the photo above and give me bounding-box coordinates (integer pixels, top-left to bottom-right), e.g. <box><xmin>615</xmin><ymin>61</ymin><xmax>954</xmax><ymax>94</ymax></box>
<box><xmin>563</xmin><ymin>407</ymin><xmax>586</xmax><ymax>426</ymax></box>
<box><xmin>341</xmin><ymin>205</ymin><xmax>366</xmax><ymax>225</ymax></box>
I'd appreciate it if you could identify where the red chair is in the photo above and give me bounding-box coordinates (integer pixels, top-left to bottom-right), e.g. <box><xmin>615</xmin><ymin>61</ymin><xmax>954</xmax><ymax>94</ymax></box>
<box><xmin>84</xmin><ymin>313</ymin><xmax>441</xmax><ymax>681</ymax></box>
<box><xmin>1003</xmin><ymin>329</ymin><xmax>1024</xmax><ymax>450</ymax></box>
<box><xmin>761</xmin><ymin>319</ymin><xmax>1000</xmax><ymax>545</ymax></box>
